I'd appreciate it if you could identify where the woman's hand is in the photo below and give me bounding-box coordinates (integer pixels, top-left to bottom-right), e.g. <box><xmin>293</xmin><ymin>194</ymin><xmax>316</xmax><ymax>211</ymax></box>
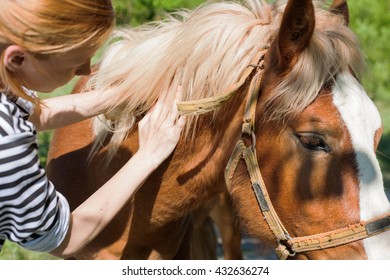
<box><xmin>50</xmin><ymin>85</ymin><xmax>186</xmax><ymax>258</ymax></box>
<box><xmin>137</xmin><ymin>85</ymin><xmax>186</xmax><ymax>169</ymax></box>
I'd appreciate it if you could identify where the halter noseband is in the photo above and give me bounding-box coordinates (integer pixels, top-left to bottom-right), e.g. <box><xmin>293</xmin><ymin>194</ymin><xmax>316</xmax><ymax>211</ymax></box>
<box><xmin>177</xmin><ymin>50</ymin><xmax>390</xmax><ymax>260</ymax></box>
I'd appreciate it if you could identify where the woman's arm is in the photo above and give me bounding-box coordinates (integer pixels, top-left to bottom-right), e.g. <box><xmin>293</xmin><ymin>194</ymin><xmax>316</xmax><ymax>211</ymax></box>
<box><xmin>29</xmin><ymin>90</ymin><xmax>109</xmax><ymax>131</ymax></box>
<box><xmin>50</xmin><ymin>88</ymin><xmax>185</xmax><ymax>258</ymax></box>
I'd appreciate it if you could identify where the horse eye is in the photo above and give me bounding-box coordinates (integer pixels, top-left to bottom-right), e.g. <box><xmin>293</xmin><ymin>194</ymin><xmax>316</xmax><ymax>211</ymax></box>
<box><xmin>296</xmin><ymin>133</ymin><xmax>331</xmax><ymax>153</ymax></box>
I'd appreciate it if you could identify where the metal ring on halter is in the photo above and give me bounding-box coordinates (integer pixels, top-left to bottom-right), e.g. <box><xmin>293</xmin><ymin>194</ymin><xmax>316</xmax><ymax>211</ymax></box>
<box><xmin>284</xmin><ymin>233</ymin><xmax>293</xmax><ymax>240</ymax></box>
<box><xmin>242</xmin><ymin>131</ymin><xmax>257</xmax><ymax>149</ymax></box>
<box><xmin>251</xmin><ymin>131</ymin><xmax>256</xmax><ymax>149</ymax></box>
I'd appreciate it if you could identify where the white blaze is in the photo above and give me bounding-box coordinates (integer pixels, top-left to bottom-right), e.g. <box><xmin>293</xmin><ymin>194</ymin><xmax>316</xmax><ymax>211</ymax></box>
<box><xmin>333</xmin><ymin>72</ymin><xmax>390</xmax><ymax>259</ymax></box>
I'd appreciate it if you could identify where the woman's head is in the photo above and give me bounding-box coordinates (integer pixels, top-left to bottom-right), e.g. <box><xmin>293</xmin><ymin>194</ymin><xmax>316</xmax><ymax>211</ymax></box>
<box><xmin>0</xmin><ymin>0</ymin><xmax>115</xmax><ymax>101</ymax></box>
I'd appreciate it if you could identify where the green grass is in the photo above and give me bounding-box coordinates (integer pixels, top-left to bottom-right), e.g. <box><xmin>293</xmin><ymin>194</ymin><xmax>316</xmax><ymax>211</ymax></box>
<box><xmin>0</xmin><ymin>241</ymin><xmax>59</xmax><ymax>260</ymax></box>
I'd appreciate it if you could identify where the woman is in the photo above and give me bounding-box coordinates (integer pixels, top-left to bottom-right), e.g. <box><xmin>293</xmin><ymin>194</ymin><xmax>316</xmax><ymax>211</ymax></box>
<box><xmin>0</xmin><ymin>0</ymin><xmax>185</xmax><ymax>258</ymax></box>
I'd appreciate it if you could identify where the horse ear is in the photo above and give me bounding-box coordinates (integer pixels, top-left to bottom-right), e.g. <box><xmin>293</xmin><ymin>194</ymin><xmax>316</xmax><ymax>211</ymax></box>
<box><xmin>330</xmin><ymin>0</ymin><xmax>349</xmax><ymax>25</ymax></box>
<box><xmin>276</xmin><ymin>0</ymin><xmax>315</xmax><ymax>69</ymax></box>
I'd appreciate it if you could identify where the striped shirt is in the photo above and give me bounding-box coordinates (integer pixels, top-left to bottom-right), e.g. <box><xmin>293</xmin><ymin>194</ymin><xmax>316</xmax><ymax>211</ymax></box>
<box><xmin>0</xmin><ymin>92</ymin><xmax>70</xmax><ymax>253</ymax></box>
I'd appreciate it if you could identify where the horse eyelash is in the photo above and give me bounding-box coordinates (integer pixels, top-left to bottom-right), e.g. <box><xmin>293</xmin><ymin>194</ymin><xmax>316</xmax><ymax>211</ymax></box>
<box><xmin>295</xmin><ymin>133</ymin><xmax>331</xmax><ymax>153</ymax></box>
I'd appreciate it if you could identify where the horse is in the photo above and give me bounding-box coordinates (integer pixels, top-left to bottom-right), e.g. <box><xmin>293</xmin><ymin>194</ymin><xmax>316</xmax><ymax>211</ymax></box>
<box><xmin>46</xmin><ymin>0</ymin><xmax>390</xmax><ymax>259</ymax></box>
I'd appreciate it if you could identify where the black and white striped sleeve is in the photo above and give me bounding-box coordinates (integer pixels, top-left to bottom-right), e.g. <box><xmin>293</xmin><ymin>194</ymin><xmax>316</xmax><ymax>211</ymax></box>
<box><xmin>0</xmin><ymin>93</ymin><xmax>70</xmax><ymax>253</ymax></box>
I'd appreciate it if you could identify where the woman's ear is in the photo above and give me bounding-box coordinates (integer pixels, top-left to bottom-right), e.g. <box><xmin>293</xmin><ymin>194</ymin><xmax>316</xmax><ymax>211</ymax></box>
<box><xmin>3</xmin><ymin>45</ymin><xmax>26</xmax><ymax>72</ymax></box>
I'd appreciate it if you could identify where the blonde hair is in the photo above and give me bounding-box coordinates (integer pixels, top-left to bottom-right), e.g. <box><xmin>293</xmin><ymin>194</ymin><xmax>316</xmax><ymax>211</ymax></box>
<box><xmin>89</xmin><ymin>0</ymin><xmax>365</xmax><ymax>161</ymax></box>
<box><xmin>0</xmin><ymin>0</ymin><xmax>115</xmax><ymax>102</ymax></box>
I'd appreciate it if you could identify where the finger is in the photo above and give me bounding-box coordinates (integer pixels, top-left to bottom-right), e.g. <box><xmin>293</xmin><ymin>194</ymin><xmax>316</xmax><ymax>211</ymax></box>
<box><xmin>168</xmin><ymin>85</ymin><xmax>183</xmax><ymax>123</ymax></box>
<box><xmin>175</xmin><ymin>115</ymin><xmax>186</xmax><ymax>129</ymax></box>
<box><xmin>172</xmin><ymin>85</ymin><xmax>182</xmax><ymax>112</ymax></box>
<box><xmin>173</xmin><ymin>85</ymin><xmax>183</xmax><ymax>103</ymax></box>
<box><xmin>138</xmin><ymin>110</ymin><xmax>151</xmax><ymax>129</ymax></box>
<box><xmin>149</xmin><ymin>98</ymin><xmax>165</xmax><ymax>124</ymax></box>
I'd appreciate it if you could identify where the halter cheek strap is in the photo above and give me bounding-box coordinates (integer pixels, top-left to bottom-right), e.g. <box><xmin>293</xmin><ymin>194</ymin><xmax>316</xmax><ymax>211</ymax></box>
<box><xmin>178</xmin><ymin>51</ymin><xmax>390</xmax><ymax>260</ymax></box>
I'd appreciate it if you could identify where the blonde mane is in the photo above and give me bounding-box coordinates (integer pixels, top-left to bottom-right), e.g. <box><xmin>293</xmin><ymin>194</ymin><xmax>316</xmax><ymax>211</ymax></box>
<box><xmin>88</xmin><ymin>0</ymin><xmax>365</xmax><ymax>160</ymax></box>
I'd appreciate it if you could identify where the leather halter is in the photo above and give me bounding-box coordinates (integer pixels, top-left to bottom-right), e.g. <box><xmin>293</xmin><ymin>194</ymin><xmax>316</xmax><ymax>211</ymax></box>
<box><xmin>177</xmin><ymin>51</ymin><xmax>390</xmax><ymax>259</ymax></box>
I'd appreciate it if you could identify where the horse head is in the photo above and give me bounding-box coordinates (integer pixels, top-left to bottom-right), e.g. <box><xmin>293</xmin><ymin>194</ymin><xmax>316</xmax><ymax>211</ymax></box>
<box><xmin>227</xmin><ymin>0</ymin><xmax>390</xmax><ymax>259</ymax></box>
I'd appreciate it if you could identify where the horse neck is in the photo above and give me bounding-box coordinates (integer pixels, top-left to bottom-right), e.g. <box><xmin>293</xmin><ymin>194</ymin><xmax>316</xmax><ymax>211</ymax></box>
<box><xmin>178</xmin><ymin>88</ymin><xmax>248</xmax><ymax>191</ymax></box>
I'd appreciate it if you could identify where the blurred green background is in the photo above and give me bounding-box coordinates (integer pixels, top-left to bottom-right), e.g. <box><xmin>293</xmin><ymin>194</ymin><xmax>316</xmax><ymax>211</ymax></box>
<box><xmin>1</xmin><ymin>0</ymin><xmax>389</xmax><ymax>260</ymax></box>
